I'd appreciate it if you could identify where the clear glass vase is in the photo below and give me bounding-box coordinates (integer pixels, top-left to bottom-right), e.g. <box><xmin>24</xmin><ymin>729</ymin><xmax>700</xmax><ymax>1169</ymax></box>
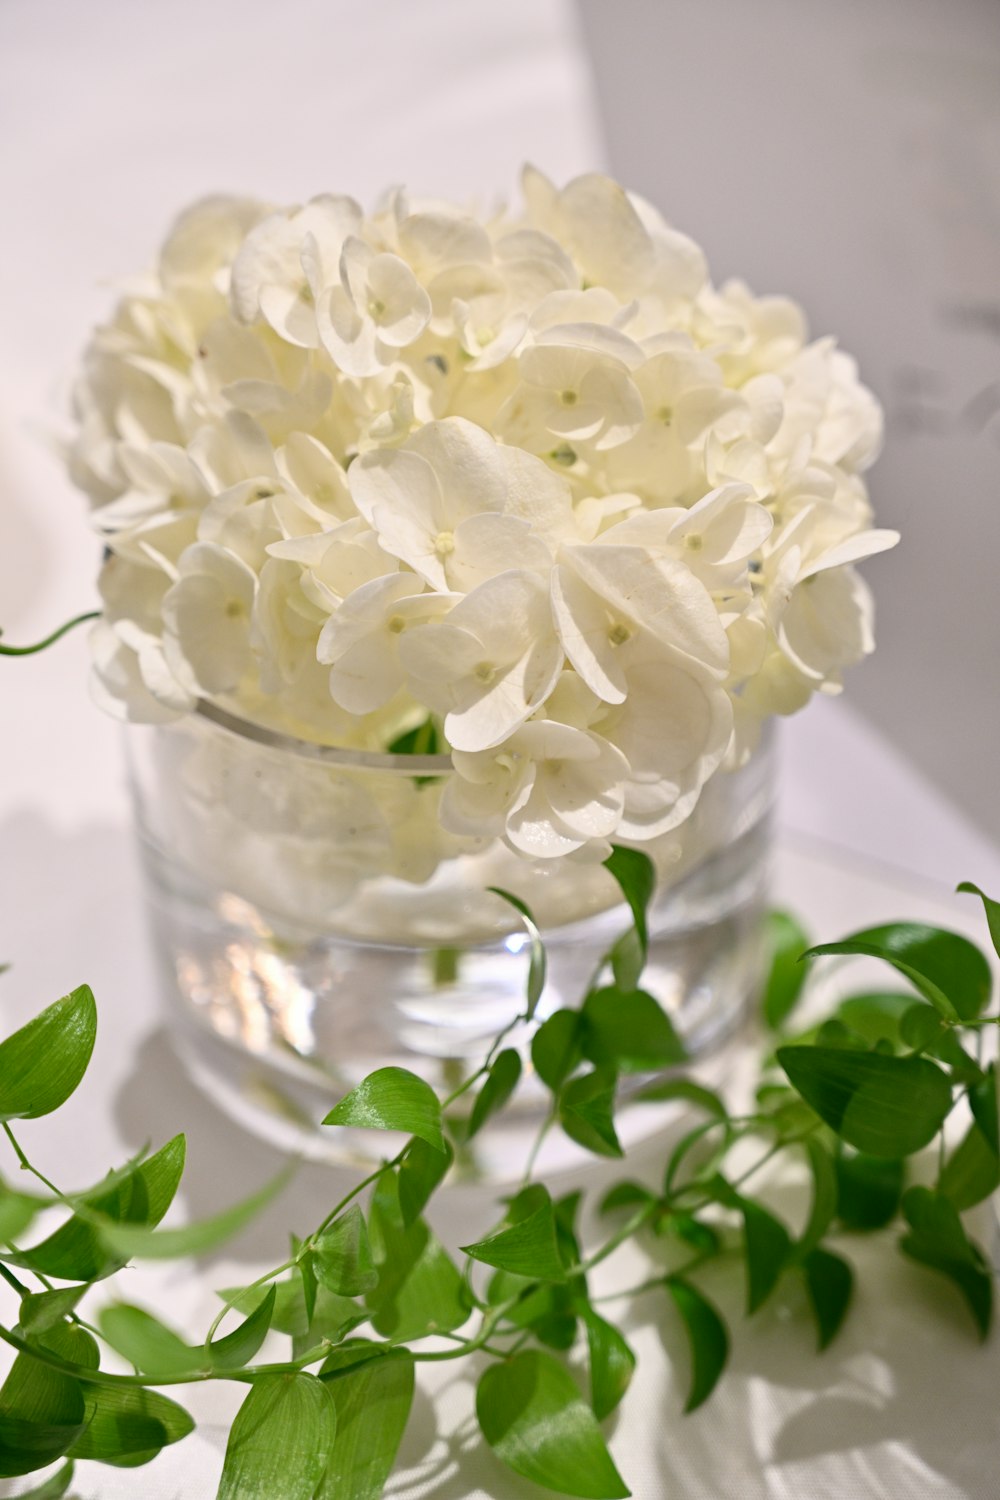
<box><xmin>126</xmin><ymin>701</ymin><xmax>775</xmax><ymax>1168</ymax></box>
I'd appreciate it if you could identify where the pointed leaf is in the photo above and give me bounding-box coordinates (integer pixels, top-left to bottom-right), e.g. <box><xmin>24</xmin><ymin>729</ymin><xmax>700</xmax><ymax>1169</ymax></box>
<box><xmin>582</xmin><ymin>1307</ymin><xmax>636</xmax><ymax>1420</ymax></box>
<box><xmin>969</xmin><ymin>1064</ymin><xmax>998</xmax><ymax>1155</ymax></box>
<box><xmin>467</xmin><ymin>1049</ymin><xmax>522</xmax><ymax>1140</ymax></box>
<box><xmin>98</xmin><ymin>1305</ymin><xmax>200</xmax><ymax>1377</ymax></box>
<box><xmin>560</xmin><ymin>1069</ymin><xmax>623</xmax><ymax>1158</ymax></box>
<box><xmin>712</xmin><ymin>1179</ymin><xmax>791</xmax><ymax>1313</ymax></box>
<box><xmin>0</xmin><ymin>1182</ymin><xmax>45</xmax><ymax>1241</ymax></box>
<box><xmin>477</xmin><ymin>1349</ymin><xmax>629</xmax><ymax>1498</ymax></box>
<box><xmin>99</xmin><ymin>1164</ymin><xmax>289</xmax><ymax>1260</ymax></box>
<box><xmin>806</xmin><ymin>923</ymin><xmax>991</xmax><ymax>1021</ymax></box>
<box><xmin>367</xmin><ymin>1173</ymin><xmax>470</xmax><ymax>1340</ymax></box>
<box><xmin>14</xmin><ymin>1135</ymin><xmax>186</xmax><ymax>1280</ymax></box>
<box><xmin>397</xmin><ymin>1136</ymin><xmax>452</xmax><ymax>1226</ymax></box>
<box><xmin>314</xmin><ymin>1206</ymin><xmax>377</xmax><ymax>1298</ymax></box>
<box><xmin>0</xmin><ymin>1324</ymin><xmax>87</xmax><ymax>1477</ymax></box>
<box><xmin>604</xmin><ymin>846</ymin><xmax>655</xmax><ymax>992</ymax></box>
<box><xmin>531</xmin><ymin>1009</ymin><xmax>583</xmax><ymax>1092</ymax></box>
<box><xmin>210</xmin><ymin>1284</ymin><xmax>277</xmax><ymax>1370</ymax></box>
<box><xmin>899</xmin><ymin>1186</ymin><xmax>993</xmax><ymax>1338</ymax></box>
<box><xmin>836</xmin><ymin>1151</ymin><xmax>905</xmax><ymax>1230</ymax></box>
<box><xmin>938</xmin><ymin>1122</ymin><xmax>1000</xmax><ymax>1211</ymax></box>
<box><xmin>11</xmin><ymin>1461</ymin><xmax>75</xmax><ymax>1497</ymax></box>
<box><xmin>777</xmin><ymin>1045</ymin><xmax>953</xmax><ymax>1156</ymax></box>
<box><xmin>799</xmin><ymin>1140</ymin><xmax>838</xmax><ymax>1255</ymax></box>
<box><xmin>19</xmin><ymin>1288</ymin><xmax>85</xmax><ymax>1336</ymax></box>
<box><xmin>216</xmin><ymin>1373</ymin><xmax>336</xmax><ymax>1500</ymax></box>
<box><xmin>323</xmin><ymin>1067</ymin><xmax>444</xmax><ymax>1153</ymax></box>
<box><xmin>665</xmin><ymin>1276</ymin><xmax>729</xmax><ymax>1413</ymax></box>
<box><xmin>462</xmin><ymin>1184</ymin><xmax>567</xmax><ymax>1281</ymax></box>
<box><xmin>762</xmin><ymin>911</ymin><xmax>810</xmax><ymax>1030</ymax></box>
<box><xmin>488</xmin><ymin>888</ymin><xmax>546</xmax><ymax>1018</ymax></box>
<box><xmin>957</xmin><ymin>880</ymin><xmax>1000</xmax><ymax>957</ymax></box>
<box><xmin>633</xmin><ymin>1078</ymin><xmax>726</xmax><ymax>1117</ymax></box>
<box><xmin>802</xmin><ymin>1246</ymin><xmax>853</xmax><ymax>1349</ymax></box>
<box><xmin>315</xmin><ymin>1350</ymin><xmax>414</xmax><ymax>1499</ymax></box>
<box><xmin>0</xmin><ymin>986</ymin><xmax>96</xmax><ymax>1120</ymax></box>
<box><xmin>68</xmin><ymin>1384</ymin><xmax>195</xmax><ymax>1466</ymax></box>
<box><xmin>582</xmin><ymin>987</ymin><xmax>685</xmax><ymax>1071</ymax></box>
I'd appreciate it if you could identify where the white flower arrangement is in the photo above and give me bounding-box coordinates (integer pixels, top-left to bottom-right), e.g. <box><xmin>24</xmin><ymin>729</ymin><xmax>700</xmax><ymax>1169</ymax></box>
<box><xmin>69</xmin><ymin>169</ymin><xmax>896</xmax><ymax>863</ymax></box>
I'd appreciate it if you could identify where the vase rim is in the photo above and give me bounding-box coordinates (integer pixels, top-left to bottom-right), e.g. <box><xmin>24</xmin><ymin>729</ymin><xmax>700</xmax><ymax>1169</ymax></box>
<box><xmin>194</xmin><ymin>697</ymin><xmax>454</xmax><ymax>774</ymax></box>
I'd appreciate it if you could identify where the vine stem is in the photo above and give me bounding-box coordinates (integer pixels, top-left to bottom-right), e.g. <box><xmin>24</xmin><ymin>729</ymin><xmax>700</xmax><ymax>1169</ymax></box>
<box><xmin>0</xmin><ymin>611</ymin><xmax>100</xmax><ymax>656</ymax></box>
<box><xmin>3</xmin><ymin>1122</ymin><xmax>64</xmax><ymax>1201</ymax></box>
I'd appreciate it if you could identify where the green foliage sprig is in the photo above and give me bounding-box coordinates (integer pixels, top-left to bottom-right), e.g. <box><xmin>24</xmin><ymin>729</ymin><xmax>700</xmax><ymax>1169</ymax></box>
<box><xmin>0</xmin><ymin>860</ymin><xmax>997</xmax><ymax>1498</ymax></box>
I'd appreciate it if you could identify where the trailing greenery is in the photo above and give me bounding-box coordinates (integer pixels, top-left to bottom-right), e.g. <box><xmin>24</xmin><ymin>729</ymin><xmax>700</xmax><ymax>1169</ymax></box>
<box><xmin>0</xmin><ymin>859</ymin><xmax>997</xmax><ymax>1497</ymax></box>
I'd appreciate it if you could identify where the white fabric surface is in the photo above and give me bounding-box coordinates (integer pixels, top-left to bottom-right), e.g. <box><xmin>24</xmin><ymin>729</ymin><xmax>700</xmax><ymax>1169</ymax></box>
<box><xmin>1</xmin><ymin>3</ymin><xmax>999</xmax><ymax>1496</ymax></box>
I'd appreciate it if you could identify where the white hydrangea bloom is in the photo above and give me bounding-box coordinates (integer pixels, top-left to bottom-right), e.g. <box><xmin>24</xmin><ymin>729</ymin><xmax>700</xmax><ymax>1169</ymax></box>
<box><xmin>67</xmin><ymin>168</ymin><xmax>896</xmax><ymax>869</ymax></box>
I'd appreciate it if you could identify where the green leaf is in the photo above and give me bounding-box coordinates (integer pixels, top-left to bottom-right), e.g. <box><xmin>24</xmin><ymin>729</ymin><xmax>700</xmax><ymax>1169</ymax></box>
<box><xmin>802</xmin><ymin>1246</ymin><xmax>853</xmax><ymax>1349</ymax></box>
<box><xmin>323</xmin><ymin>1067</ymin><xmax>445</xmax><ymax>1154</ymax></box>
<box><xmin>10</xmin><ymin>1460</ymin><xmax>76</xmax><ymax>1498</ymax></box>
<box><xmin>665</xmin><ymin>1276</ymin><xmax>729</xmax><ymax>1413</ymax></box>
<box><xmin>604</xmin><ymin>846</ymin><xmax>656</xmax><ymax>992</ymax></box>
<box><xmin>969</xmin><ymin>1064</ymin><xmax>999</xmax><ymax>1154</ymax></box>
<box><xmin>560</xmin><ymin>1069</ymin><xmax>623</xmax><ymax>1158</ymax></box>
<box><xmin>762</xmin><ymin>910</ymin><xmax>810</xmax><ymax>1030</ymax></box>
<box><xmin>487</xmin><ymin>888</ymin><xmax>546</xmax><ymax>1018</ymax></box>
<box><xmin>531</xmin><ymin>1009</ymin><xmax>583</xmax><ymax>1092</ymax></box>
<box><xmin>466</xmin><ymin>1049</ymin><xmax>522</xmax><ymax>1140</ymax></box>
<box><xmin>462</xmin><ymin>1184</ymin><xmax>567</xmax><ymax>1281</ymax></box>
<box><xmin>68</xmin><ymin>1384</ymin><xmax>195</xmax><ymax>1466</ymax></box>
<box><xmin>0</xmin><ymin>986</ymin><xmax>96</xmax><ymax>1121</ymax></box>
<box><xmin>582</xmin><ymin>987</ymin><xmax>686</xmax><ymax>1071</ymax></box>
<box><xmin>957</xmin><ymin>880</ymin><xmax>1000</xmax><ymax>957</ymax></box>
<box><xmin>712</xmin><ymin>1179</ymin><xmax>791</xmax><ymax>1313</ymax></box>
<box><xmin>0</xmin><ymin>1181</ymin><xmax>45</xmax><ymax>1241</ymax></box>
<box><xmin>397</xmin><ymin>1137</ymin><xmax>452</xmax><ymax>1226</ymax></box>
<box><xmin>835</xmin><ymin>991</ymin><xmax>914</xmax><ymax>1047</ymax></box>
<box><xmin>938</xmin><ymin>1121</ymin><xmax>1000</xmax><ymax>1211</ymax></box>
<box><xmin>217</xmin><ymin>1373</ymin><xmax>337</xmax><ymax>1499</ymax></box>
<box><xmin>98</xmin><ymin>1304</ymin><xmax>200</xmax><ymax>1377</ymax></box>
<box><xmin>899</xmin><ymin>1185</ymin><xmax>993</xmax><ymax>1338</ymax></box>
<box><xmin>633</xmin><ymin>1077</ymin><xmax>727</xmax><ymax>1117</ymax></box>
<box><xmin>367</xmin><ymin>1173</ymin><xmax>470</xmax><ymax>1340</ymax></box>
<box><xmin>477</xmin><ymin>1349</ymin><xmax>630</xmax><ymax>1499</ymax></box>
<box><xmin>314</xmin><ymin>1206</ymin><xmax>378</xmax><ymax>1298</ymax></box>
<box><xmin>316</xmin><ymin>1350</ymin><xmax>414</xmax><ymax>1499</ymax></box>
<box><xmin>210</xmin><ymin>1285</ymin><xmax>277</xmax><ymax>1370</ymax></box>
<box><xmin>0</xmin><ymin>1324</ymin><xmax>87</xmax><ymax>1477</ymax></box>
<box><xmin>777</xmin><ymin>1045</ymin><xmax>953</xmax><ymax>1157</ymax></box>
<box><xmin>898</xmin><ymin>1003</ymin><xmax>947</xmax><ymax>1052</ymax></box>
<box><xmin>806</xmin><ymin>923</ymin><xmax>991</xmax><ymax>1022</ymax></box>
<box><xmin>99</xmin><ymin>1163</ymin><xmax>289</xmax><ymax>1260</ymax></box>
<box><xmin>800</xmin><ymin>1139</ymin><xmax>838</xmax><ymax>1255</ymax></box>
<box><xmin>835</xmin><ymin>1151</ymin><xmax>905</xmax><ymax>1230</ymax></box>
<box><xmin>319</xmin><ymin>1339</ymin><xmax>391</xmax><ymax>1379</ymax></box>
<box><xmin>582</xmin><ymin>1307</ymin><xmax>636</xmax><ymax>1420</ymax></box>
<box><xmin>599</xmin><ymin>1181</ymin><xmax>655</xmax><ymax>1217</ymax></box>
<box><xmin>19</xmin><ymin>1287</ymin><xmax>85</xmax><ymax>1337</ymax></box>
<box><xmin>14</xmin><ymin>1135</ymin><xmax>186</xmax><ymax>1281</ymax></box>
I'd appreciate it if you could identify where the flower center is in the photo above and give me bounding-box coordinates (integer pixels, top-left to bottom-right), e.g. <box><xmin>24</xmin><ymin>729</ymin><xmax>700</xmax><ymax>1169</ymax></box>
<box><xmin>607</xmin><ymin>621</ymin><xmax>631</xmax><ymax>648</ymax></box>
<box><xmin>657</xmin><ymin>405</ymin><xmax>673</xmax><ymax>426</ymax></box>
<box><xmin>387</xmin><ymin>615</ymin><xmax>406</xmax><ymax>635</ymax></box>
<box><xmin>225</xmin><ymin>599</ymin><xmax>245</xmax><ymax>621</ymax></box>
<box><xmin>473</xmin><ymin>661</ymin><xmax>497</xmax><ymax>684</ymax></box>
<box><xmin>434</xmin><ymin>531</ymin><xmax>456</xmax><ymax>557</ymax></box>
<box><xmin>559</xmin><ymin>389</ymin><xmax>579</xmax><ymax>407</ymax></box>
<box><xmin>684</xmin><ymin>533</ymin><xmax>703</xmax><ymax>552</ymax></box>
<box><xmin>368</xmin><ymin>297</ymin><xmax>386</xmax><ymax>320</ymax></box>
<box><xmin>476</xmin><ymin>325</ymin><xmax>496</xmax><ymax>347</ymax></box>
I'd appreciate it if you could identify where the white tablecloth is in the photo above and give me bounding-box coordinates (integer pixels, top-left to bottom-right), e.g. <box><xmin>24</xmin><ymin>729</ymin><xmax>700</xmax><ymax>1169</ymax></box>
<box><xmin>2</xmin><ymin>4</ymin><xmax>999</xmax><ymax>1495</ymax></box>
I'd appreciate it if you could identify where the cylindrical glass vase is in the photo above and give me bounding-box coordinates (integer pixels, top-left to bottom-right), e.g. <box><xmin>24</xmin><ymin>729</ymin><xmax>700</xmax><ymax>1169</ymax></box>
<box><xmin>126</xmin><ymin>702</ymin><xmax>775</xmax><ymax>1166</ymax></box>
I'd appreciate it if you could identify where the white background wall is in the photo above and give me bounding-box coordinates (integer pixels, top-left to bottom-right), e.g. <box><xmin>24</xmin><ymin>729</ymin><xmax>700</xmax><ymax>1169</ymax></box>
<box><xmin>579</xmin><ymin>0</ymin><xmax>1000</xmax><ymax>840</ymax></box>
